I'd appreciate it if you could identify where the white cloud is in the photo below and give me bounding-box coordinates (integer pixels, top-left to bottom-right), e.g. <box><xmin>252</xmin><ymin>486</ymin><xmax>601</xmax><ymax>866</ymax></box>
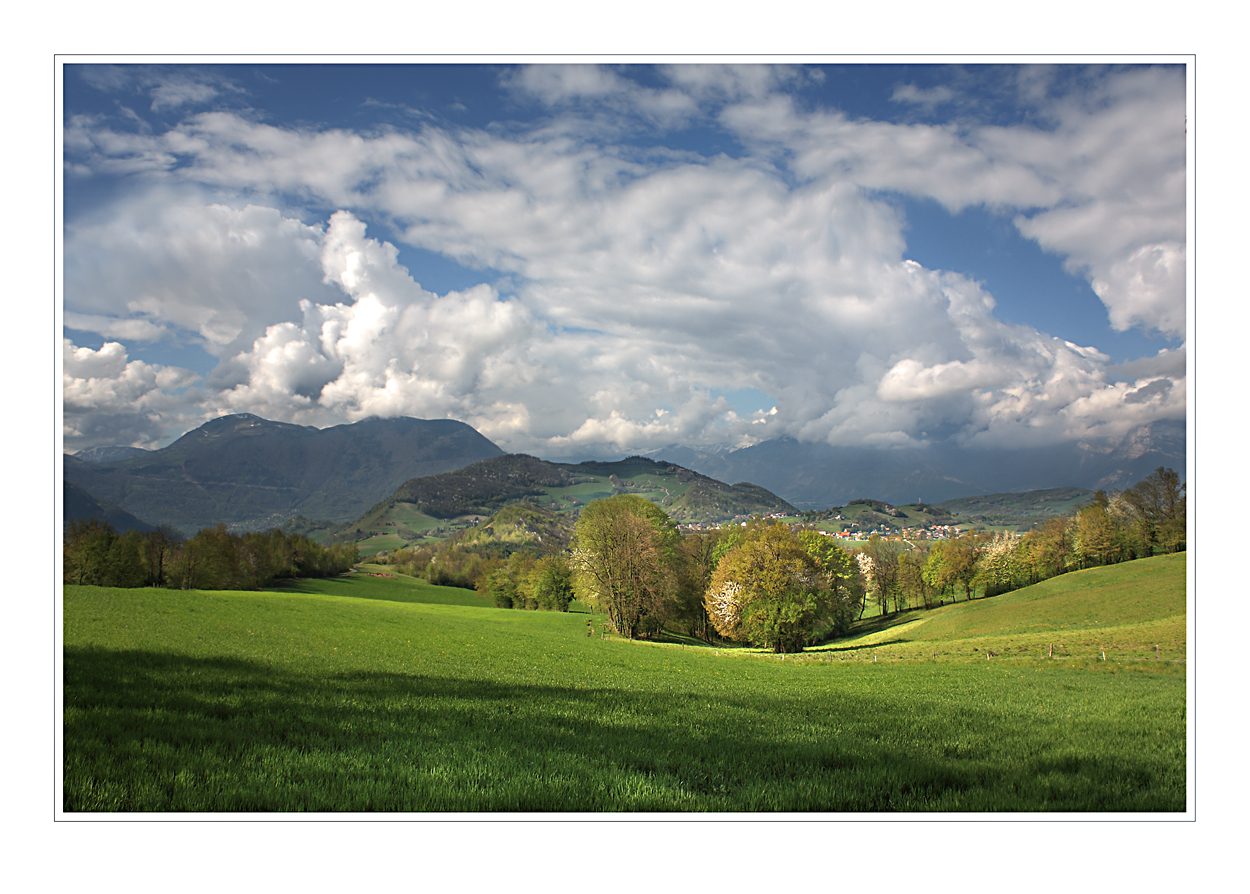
<box><xmin>63</xmin><ymin>340</ymin><xmax>203</xmax><ymax>449</ymax></box>
<box><xmin>890</xmin><ymin>83</ymin><xmax>956</xmax><ymax>110</ymax></box>
<box><xmin>723</xmin><ymin>66</ymin><xmax>1186</xmax><ymax>338</ymax></box>
<box><xmin>503</xmin><ymin>64</ymin><xmax>699</xmax><ymax>128</ymax></box>
<box><xmin>61</xmin><ymin>65</ymin><xmax>1186</xmax><ymax>458</ymax></box>
<box><xmin>63</xmin><ymin>312</ymin><xmax>168</xmax><ymax>342</ymax></box>
<box><xmin>65</xmin><ymin>192</ymin><xmax>341</xmax><ymax>356</ymax></box>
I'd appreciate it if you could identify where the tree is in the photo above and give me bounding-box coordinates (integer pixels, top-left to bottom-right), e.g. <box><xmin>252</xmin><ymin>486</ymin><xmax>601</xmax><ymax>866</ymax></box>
<box><xmin>532</xmin><ymin>555</ymin><xmax>574</xmax><ymax>611</ymax></box>
<box><xmin>797</xmin><ymin>529</ymin><xmax>864</xmax><ymax>634</ymax></box>
<box><xmin>1020</xmin><ymin>516</ymin><xmax>1073</xmax><ymax>582</ymax></box>
<box><xmin>1071</xmin><ymin>492</ymin><xmax>1127</xmax><ymax>568</ymax></box>
<box><xmin>898</xmin><ymin>551</ymin><xmax>932</xmax><ymax>609</ymax></box>
<box><xmin>863</xmin><ymin>534</ymin><xmax>903</xmax><ymax>615</ymax></box>
<box><xmin>63</xmin><ymin>519</ymin><xmax>146</xmax><ymax>587</ymax></box>
<box><xmin>1121</xmin><ymin>466</ymin><xmax>1186</xmax><ymax>555</ymax></box>
<box><xmin>706</xmin><ymin>521</ymin><xmax>830</xmax><ymax>653</ymax></box>
<box><xmin>144</xmin><ymin>525</ymin><xmax>184</xmax><ymax>587</ymax></box>
<box><xmin>923</xmin><ymin>533</ymin><xmax>980</xmax><ymax>601</ymax></box>
<box><xmin>975</xmin><ymin>533</ymin><xmax>1027</xmax><ymax>597</ymax></box>
<box><xmin>674</xmin><ymin>529</ymin><xmax>727</xmax><ymax>641</ymax></box>
<box><xmin>571</xmin><ymin>495</ymin><xmax>679</xmax><ymax>639</ymax></box>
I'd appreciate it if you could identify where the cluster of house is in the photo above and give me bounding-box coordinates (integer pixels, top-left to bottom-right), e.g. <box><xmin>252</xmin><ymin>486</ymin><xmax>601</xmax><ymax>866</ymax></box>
<box><xmin>824</xmin><ymin>523</ymin><xmax>962</xmax><ymax>541</ymax></box>
<box><xmin>679</xmin><ymin>516</ymin><xmax>963</xmax><ymax>541</ymax></box>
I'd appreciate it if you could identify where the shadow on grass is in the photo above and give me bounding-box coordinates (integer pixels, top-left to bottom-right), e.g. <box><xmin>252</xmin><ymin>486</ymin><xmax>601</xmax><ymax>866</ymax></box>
<box><xmin>266</xmin><ymin>576</ymin><xmax>497</xmax><ymax>609</ymax></box>
<box><xmin>808</xmin><ymin>638</ymin><xmax>909</xmax><ymax>655</ymax></box>
<box><xmin>846</xmin><ymin>609</ymin><xmax>933</xmax><ymax>639</ymax></box>
<box><xmin>63</xmin><ymin>646</ymin><xmax>1184</xmax><ymax>814</ymax></box>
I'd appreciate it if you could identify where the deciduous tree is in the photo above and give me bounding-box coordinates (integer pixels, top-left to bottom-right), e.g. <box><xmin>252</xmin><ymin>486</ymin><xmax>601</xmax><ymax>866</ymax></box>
<box><xmin>572</xmin><ymin>495</ymin><xmax>679</xmax><ymax>639</ymax></box>
<box><xmin>706</xmin><ymin>522</ymin><xmax>830</xmax><ymax>653</ymax></box>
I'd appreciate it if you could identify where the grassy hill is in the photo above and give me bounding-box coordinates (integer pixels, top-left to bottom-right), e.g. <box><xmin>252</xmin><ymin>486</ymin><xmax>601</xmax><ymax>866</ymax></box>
<box><xmin>336</xmin><ymin>453</ymin><xmax>796</xmax><ymax>549</ymax></box>
<box><xmin>63</xmin><ymin>557</ymin><xmax>1186</xmax><ymax>812</ymax></box>
<box><xmin>825</xmin><ymin>553</ymin><xmax>1186</xmax><ymax>664</ymax></box>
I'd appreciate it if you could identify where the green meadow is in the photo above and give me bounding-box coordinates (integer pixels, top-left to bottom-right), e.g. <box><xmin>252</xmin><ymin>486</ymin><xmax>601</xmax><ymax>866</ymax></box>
<box><xmin>826</xmin><ymin>554</ymin><xmax>1187</xmax><ymax>664</ymax></box>
<box><xmin>62</xmin><ymin>556</ymin><xmax>1186</xmax><ymax>813</ymax></box>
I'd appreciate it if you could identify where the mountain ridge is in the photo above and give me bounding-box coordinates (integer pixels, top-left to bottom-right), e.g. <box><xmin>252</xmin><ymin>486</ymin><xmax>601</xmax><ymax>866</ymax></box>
<box><xmin>654</xmin><ymin>420</ymin><xmax>1185</xmax><ymax>508</ymax></box>
<box><xmin>62</xmin><ymin>414</ymin><xmax>506</xmax><ymax>532</ymax></box>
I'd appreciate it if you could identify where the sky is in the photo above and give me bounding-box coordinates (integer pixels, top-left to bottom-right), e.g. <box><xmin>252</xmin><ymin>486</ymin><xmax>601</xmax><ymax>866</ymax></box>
<box><xmin>60</xmin><ymin>60</ymin><xmax>1188</xmax><ymax>459</ymax></box>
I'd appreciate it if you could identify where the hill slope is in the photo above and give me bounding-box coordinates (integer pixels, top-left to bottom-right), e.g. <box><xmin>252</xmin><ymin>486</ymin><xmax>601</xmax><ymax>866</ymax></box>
<box><xmin>339</xmin><ymin>453</ymin><xmax>796</xmax><ymax>545</ymax></box>
<box><xmin>62</xmin><ymin>414</ymin><xmax>505</xmax><ymax>532</ymax></box>
<box><xmin>938</xmin><ymin>488</ymin><xmax>1096</xmax><ymax>530</ymax></box>
<box><xmin>64</xmin><ymin>580</ymin><xmax>1185</xmax><ymax>812</ymax></box>
<box><xmin>828</xmin><ymin>553</ymin><xmax>1186</xmax><ymax>663</ymax></box>
<box><xmin>63</xmin><ymin>482</ymin><xmax>157</xmax><ymax>533</ymax></box>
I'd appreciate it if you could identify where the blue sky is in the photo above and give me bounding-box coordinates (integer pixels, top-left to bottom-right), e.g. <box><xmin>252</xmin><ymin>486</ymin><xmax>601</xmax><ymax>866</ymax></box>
<box><xmin>61</xmin><ymin>61</ymin><xmax>1187</xmax><ymax>456</ymax></box>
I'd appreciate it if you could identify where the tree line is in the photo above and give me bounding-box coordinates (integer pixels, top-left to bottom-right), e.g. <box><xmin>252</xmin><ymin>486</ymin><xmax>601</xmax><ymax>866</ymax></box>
<box><xmin>370</xmin><ymin>466</ymin><xmax>1183</xmax><ymax>649</ymax></box>
<box><xmin>63</xmin><ymin>520</ymin><xmax>359</xmax><ymax>590</ymax></box>
<box><xmin>565</xmin><ymin>466</ymin><xmax>1185</xmax><ymax>652</ymax></box>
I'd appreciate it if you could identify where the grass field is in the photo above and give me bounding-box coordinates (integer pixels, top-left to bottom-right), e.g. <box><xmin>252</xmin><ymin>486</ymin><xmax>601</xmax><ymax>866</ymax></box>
<box><xmin>62</xmin><ymin>555</ymin><xmax>1187</xmax><ymax>813</ymax></box>
<box><xmin>829</xmin><ymin>554</ymin><xmax>1187</xmax><ymax>664</ymax></box>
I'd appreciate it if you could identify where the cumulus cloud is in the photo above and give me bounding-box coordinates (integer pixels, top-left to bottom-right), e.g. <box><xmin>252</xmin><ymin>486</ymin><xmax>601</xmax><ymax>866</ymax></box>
<box><xmin>723</xmin><ymin>65</ymin><xmax>1187</xmax><ymax>338</ymax></box>
<box><xmin>64</xmin><ymin>192</ymin><xmax>342</xmax><ymax>356</ymax></box>
<box><xmin>63</xmin><ymin>340</ymin><xmax>203</xmax><ymax>450</ymax></box>
<box><xmin>61</xmin><ymin>64</ymin><xmax>1187</xmax><ymax>458</ymax></box>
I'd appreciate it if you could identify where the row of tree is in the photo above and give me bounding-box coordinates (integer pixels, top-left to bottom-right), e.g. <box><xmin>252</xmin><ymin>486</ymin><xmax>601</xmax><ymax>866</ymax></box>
<box><xmin>567</xmin><ymin>467</ymin><xmax>1185</xmax><ymax>652</ymax></box>
<box><xmin>478</xmin><ymin>553</ymin><xmax>575</xmax><ymax>610</ymax></box>
<box><xmin>63</xmin><ymin>520</ymin><xmax>359</xmax><ymax>590</ymax></box>
<box><xmin>844</xmin><ymin>466</ymin><xmax>1186</xmax><ymax>615</ymax></box>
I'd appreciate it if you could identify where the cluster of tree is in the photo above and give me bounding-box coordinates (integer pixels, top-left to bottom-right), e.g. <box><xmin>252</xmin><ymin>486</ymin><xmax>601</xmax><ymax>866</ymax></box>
<box><xmin>703</xmin><ymin>522</ymin><xmax>864</xmax><ymax>652</ymax></box>
<box><xmin>857</xmin><ymin>467</ymin><xmax>1186</xmax><ymax>613</ymax></box>
<box><xmin>570</xmin><ymin>496</ymin><xmax>866</xmax><ymax>651</ymax></box>
<box><xmin>478</xmin><ymin>554</ymin><xmax>575</xmax><ymax>610</ymax></box>
<box><xmin>376</xmin><ymin>466</ymin><xmax>1184</xmax><ymax>637</ymax></box>
<box><xmin>63</xmin><ymin>520</ymin><xmax>358</xmax><ymax>590</ymax></box>
<box><xmin>375</xmin><ymin>528</ymin><xmax>576</xmax><ymax>612</ymax></box>
<box><xmin>381</xmin><ymin>542</ymin><xmax>504</xmax><ymax>590</ymax></box>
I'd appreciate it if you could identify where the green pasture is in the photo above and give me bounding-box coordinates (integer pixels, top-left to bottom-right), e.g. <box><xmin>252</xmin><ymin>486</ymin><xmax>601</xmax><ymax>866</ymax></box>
<box><xmin>830</xmin><ymin>554</ymin><xmax>1186</xmax><ymax>663</ymax></box>
<box><xmin>281</xmin><ymin>569</ymin><xmax>498</xmax><ymax>608</ymax></box>
<box><xmin>63</xmin><ymin>556</ymin><xmax>1186</xmax><ymax>813</ymax></box>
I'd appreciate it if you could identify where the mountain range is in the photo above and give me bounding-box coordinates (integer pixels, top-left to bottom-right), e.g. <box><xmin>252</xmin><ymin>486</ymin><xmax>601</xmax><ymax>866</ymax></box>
<box><xmin>655</xmin><ymin>419</ymin><xmax>1185</xmax><ymax>508</ymax></box>
<box><xmin>63</xmin><ymin>414</ymin><xmax>504</xmax><ymax>532</ymax></box>
<box><xmin>62</xmin><ymin>413</ymin><xmax>1186</xmax><ymax>534</ymax></box>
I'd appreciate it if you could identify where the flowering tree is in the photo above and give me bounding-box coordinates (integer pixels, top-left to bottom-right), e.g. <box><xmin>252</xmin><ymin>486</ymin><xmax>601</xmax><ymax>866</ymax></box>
<box><xmin>706</xmin><ymin>522</ymin><xmax>830</xmax><ymax>653</ymax></box>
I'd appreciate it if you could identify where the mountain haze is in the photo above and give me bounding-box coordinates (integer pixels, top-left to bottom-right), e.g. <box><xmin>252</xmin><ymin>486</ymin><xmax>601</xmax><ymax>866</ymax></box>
<box><xmin>657</xmin><ymin>420</ymin><xmax>1185</xmax><ymax>508</ymax></box>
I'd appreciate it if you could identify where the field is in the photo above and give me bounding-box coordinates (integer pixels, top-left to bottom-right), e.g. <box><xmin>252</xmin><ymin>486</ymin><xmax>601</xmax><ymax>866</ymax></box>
<box><xmin>829</xmin><ymin>554</ymin><xmax>1187</xmax><ymax>663</ymax></box>
<box><xmin>62</xmin><ymin>556</ymin><xmax>1186</xmax><ymax>813</ymax></box>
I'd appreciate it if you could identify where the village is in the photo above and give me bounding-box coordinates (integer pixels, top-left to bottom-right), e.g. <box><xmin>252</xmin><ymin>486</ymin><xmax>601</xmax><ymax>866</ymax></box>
<box><xmin>678</xmin><ymin>510</ymin><xmax>966</xmax><ymax>542</ymax></box>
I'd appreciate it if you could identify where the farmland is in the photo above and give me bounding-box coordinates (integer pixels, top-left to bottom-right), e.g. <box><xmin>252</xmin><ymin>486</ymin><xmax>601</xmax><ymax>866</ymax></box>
<box><xmin>62</xmin><ymin>554</ymin><xmax>1186</xmax><ymax>813</ymax></box>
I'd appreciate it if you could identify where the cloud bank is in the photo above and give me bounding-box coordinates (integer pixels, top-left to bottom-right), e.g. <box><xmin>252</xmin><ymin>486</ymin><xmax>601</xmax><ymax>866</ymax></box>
<box><xmin>62</xmin><ymin>63</ymin><xmax>1187</xmax><ymax>457</ymax></box>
